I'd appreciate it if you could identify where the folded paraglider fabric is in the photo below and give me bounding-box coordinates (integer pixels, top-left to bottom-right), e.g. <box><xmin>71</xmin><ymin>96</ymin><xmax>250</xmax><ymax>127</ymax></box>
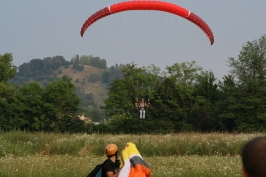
<box><xmin>118</xmin><ymin>142</ymin><xmax>151</xmax><ymax>177</ymax></box>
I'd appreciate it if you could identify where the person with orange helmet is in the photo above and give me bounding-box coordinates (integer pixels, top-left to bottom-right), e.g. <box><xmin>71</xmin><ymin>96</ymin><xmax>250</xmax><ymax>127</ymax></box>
<box><xmin>102</xmin><ymin>144</ymin><xmax>121</xmax><ymax>177</ymax></box>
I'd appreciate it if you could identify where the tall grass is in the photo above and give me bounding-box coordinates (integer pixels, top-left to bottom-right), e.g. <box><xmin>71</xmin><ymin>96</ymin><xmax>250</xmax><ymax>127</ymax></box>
<box><xmin>0</xmin><ymin>131</ymin><xmax>264</xmax><ymax>157</ymax></box>
<box><xmin>1</xmin><ymin>131</ymin><xmax>260</xmax><ymax>176</ymax></box>
<box><xmin>0</xmin><ymin>155</ymin><xmax>242</xmax><ymax>177</ymax></box>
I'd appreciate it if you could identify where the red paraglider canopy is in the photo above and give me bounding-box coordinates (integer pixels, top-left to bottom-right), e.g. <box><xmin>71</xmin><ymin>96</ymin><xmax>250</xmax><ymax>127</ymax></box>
<box><xmin>80</xmin><ymin>0</ymin><xmax>214</xmax><ymax>45</ymax></box>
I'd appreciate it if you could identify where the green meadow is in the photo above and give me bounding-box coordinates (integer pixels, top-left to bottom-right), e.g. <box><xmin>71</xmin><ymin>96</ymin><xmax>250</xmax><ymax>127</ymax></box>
<box><xmin>0</xmin><ymin>131</ymin><xmax>264</xmax><ymax>177</ymax></box>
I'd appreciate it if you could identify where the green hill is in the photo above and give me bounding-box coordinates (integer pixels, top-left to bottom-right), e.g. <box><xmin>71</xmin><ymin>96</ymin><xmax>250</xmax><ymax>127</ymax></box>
<box><xmin>10</xmin><ymin>55</ymin><xmax>122</xmax><ymax>121</ymax></box>
<box><xmin>57</xmin><ymin>64</ymin><xmax>108</xmax><ymax>106</ymax></box>
<box><xmin>11</xmin><ymin>55</ymin><xmax>116</xmax><ymax>107</ymax></box>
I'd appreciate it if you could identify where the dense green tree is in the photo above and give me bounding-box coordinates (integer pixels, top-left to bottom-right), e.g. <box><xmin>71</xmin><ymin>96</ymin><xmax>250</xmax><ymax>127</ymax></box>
<box><xmin>72</xmin><ymin>55</ymin><xmax>84</xmax><ymax>71</ymax></box>
<box><xmin>166</xmin><ymin>60</ymin><xmax>203</xmax><ymax>85</ymax></box>
<box><xmin>42</xmin><ymin>75</ymin><xmax>81</xmax><ymax>132</ymax></box>
<box><xmin>108</xmin><ymin>65</ymin><xmax>124</xmax><ymax>82</ymax></box>
<box><xmin>100</xmin><ymin>59</ymin><xmax>107</xmax><ymax>68</ymax></box>
<box><xmin>194</xmin><ymin>71</ymin><xmax>218</xmax><ymax>102</ymax></box>
<box><xmin>221</xmin><ymin>35</ymin><xmax>266</xmax><ymax>131</ymax></box>
<box><xmin>103</xmin><ymin>78</ymin><xmax>133</xmax><ymax>117</ymax></box>
<box><xmin>142</xmin><ymin>64</ymin><xmax>164</xmax><ymax>101</ymax></box>
<box><xmin>10</xmin><ymin>82</ymin><xmax>45</xmax><ymax>131</ymax></box>
<box><xmin>79</xmin><ymin>55</ymin><xmax>106</xmax><ymax>68</ymax></box>
<box><xmin>16</xmin><ymin>56</ymin><xmax>67</xmax><ymax>79</ymax></box>
<box><xmin>217</xmin><ymin>75</ymin><xmax>237</xmax><ymax>131</ymax></box>
<box><xmin>0</xmin><ymin>98</ymin><xmax>27</xmax><ymax>130</ymax></box>
<box><xmin>101</xmin><ymin>70</ymin><xmax>110</xmax><ymax>83</ymax></box>
<box><xmin>119</xmin><ymin>63</ymin><xmax>161</xmax><ymax>102</ymax></box>
<box><xmin>148</xmin><ymin>78</ymin><xmax>182</xmax><ymax>131</ymax></box>
<box><xmin>17</xmin><ymin>63</ymin><xmax>31</xmax><ymax>77</ymax></box>
<box><xmin>91</xmin><ymin>57</ymin><xmax>106</xmax><ymax>68</ymax></box>
<box><xmin>1</xmin><ymin>77</ymin><xmax>83</xmax><ymax>132</ymax></box>
<box><xmin>0</xmin><ymin>53</ymin><xmax>17</xmax><ymax>100</ymax></box>
<box><xmin>164</xmin><ymin>61</ymin><xmax>203</xmax><ymax>131</ymax></box>
<box><xmin>80</xmin><ymin>55</ymin><xmax>93</xmax><ymax>65</ymax></box>
<box><xmin>192</xmin><ymin>71</ymin><xmax>221</xmax><ymax>131</ymax></box>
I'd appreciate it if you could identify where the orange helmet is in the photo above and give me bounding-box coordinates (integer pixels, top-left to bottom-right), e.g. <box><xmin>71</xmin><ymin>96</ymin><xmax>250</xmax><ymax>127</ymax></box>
<box><xmin>105</xmin><ymin>144</ymin><xmax>118</xmax><ymax>156</ymax></box>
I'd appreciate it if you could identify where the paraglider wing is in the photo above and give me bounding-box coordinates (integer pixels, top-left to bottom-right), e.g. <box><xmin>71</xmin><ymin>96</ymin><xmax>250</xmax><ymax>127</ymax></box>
<box><xmin>80</xmin><ymin>1</ymin><xmax>214</xmax><ymax>45</ymax></box>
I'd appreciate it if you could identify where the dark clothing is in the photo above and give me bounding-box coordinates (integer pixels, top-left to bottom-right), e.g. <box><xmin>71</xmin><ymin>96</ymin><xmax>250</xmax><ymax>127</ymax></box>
<box><xmin>101</xmin><ymin>159</ymin><xmax>120</xmax><ymax>177</ymax></box>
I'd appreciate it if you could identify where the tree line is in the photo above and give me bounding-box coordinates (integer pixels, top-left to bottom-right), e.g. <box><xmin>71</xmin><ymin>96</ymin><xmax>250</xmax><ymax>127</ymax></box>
<box><xmin>0</xmin><ymin>54</ymin><xmax>81</xmax><ymax>132</ymax></box>
<box><xmin>1</xmin><ymin>35</ymin><xmax>266</xmax><ymax>133</ymax></box>
<box><xmin>103</xmin><ymin>35</ymin><xmax>266</xmax><ymax>133</ymax></box>
<box><xmin>10</xmin><ymin>54</ymin><xmax>112</xmax><ymax>123</ymax></box>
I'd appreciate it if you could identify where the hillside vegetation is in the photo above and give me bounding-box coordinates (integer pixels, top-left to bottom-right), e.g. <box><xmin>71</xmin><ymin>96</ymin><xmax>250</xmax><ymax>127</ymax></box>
<box><xmin>12</xmin><ymin>55</ymin><xmax>111</xmax><ymax>107</ymax></box>
<box><xmin>10</xmin><ymin>55</ymin><xmax>119</xmax><ymax>122</ymax></box>
<box><xmin>57</xmin><ymin>65</ymin><xmax>108</xmax><ymax>106</ymax></box>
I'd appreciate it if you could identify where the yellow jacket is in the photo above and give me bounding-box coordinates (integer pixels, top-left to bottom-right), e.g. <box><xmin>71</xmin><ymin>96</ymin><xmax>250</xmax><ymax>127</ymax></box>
<box><xmin>118</xmin><ymin>142</ymin><xmax>151</xmax><ymax>177</ymax></box>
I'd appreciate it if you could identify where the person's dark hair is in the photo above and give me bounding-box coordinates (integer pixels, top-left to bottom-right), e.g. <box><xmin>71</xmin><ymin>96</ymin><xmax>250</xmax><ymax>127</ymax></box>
<box><xmin>241</xmin><ymin>136</ymin><xmax>266</xmax><ymax>177</ymax></box>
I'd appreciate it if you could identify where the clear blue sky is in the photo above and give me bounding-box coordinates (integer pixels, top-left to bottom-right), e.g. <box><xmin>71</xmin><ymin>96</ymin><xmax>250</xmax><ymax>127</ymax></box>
<box><xmin>1</xmin><ymin>0</ymin><xmax>266</xmax><ymax>80</ymax></box>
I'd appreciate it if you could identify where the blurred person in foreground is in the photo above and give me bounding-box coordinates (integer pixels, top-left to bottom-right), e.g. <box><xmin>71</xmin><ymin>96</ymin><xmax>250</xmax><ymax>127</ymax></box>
<box><xmin>241</xmin><ymin>136</ymin><xmax>266</xmax><ymax>177</ymax></box>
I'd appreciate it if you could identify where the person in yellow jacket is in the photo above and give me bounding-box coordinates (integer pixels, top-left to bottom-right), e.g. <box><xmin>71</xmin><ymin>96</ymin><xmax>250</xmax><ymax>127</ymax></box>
<box><xmin>118</xmin><ymin>142</ymin><xmax>151</xmax><ymax>177</ymax></box>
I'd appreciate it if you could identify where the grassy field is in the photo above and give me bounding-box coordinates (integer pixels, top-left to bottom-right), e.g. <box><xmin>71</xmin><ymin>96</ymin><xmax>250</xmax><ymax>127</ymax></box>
<box><xmin>0</xmin><ymin>132</ymin><xmax>264</xmax><ymax>177</ymax></box>
<box><xmin>0</xmin><ymin>155</ymin><xmax>241</xmax><ymax>177</ymax></box>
